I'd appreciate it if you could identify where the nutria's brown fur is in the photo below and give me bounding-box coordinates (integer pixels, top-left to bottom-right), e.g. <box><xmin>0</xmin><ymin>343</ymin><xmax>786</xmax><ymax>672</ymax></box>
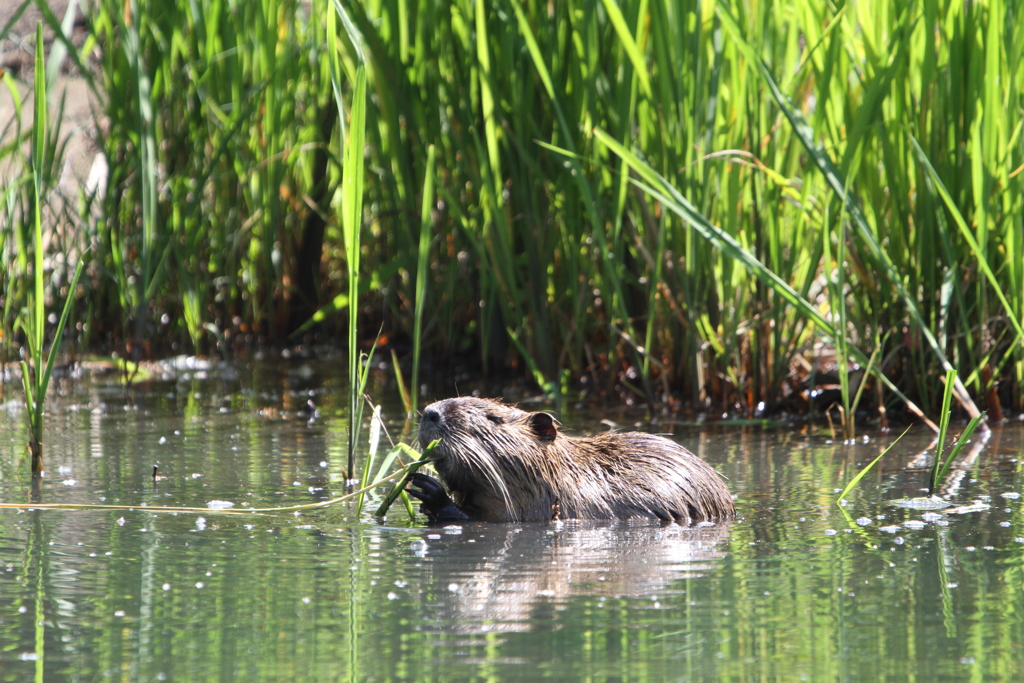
<box><xmin>415</xmin><ymin>397</ymin><xmax>735</xmax><ymax>523</ymax></box>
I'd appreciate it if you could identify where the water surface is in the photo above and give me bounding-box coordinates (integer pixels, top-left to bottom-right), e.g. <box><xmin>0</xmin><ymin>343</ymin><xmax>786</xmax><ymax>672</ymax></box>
<box><xmin>1</xmin><ymin>361</ymin><xmax>1022</xmax><ymax>681</ymax></box>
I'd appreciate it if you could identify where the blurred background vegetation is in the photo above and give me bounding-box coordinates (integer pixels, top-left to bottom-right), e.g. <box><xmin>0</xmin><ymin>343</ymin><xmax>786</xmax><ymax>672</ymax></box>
<box><xmin>1</xmin><ymin>0</ymin><xmax>1021</xmax><ymax>420</ymax></box>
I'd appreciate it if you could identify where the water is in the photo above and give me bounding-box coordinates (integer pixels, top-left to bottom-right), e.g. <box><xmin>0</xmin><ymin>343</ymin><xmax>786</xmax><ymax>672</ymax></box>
<box><xmin>1</xmin><ymin>361</ymin><xmax>1023</xmax><ymax>681</ymax></box>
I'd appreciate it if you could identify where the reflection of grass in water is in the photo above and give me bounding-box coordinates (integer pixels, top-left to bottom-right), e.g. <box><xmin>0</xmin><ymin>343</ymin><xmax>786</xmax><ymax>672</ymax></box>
<box><xmin>2</xmin><ymin>0</ymin><xmax>1022</xmax><ymax>423</ymax></box>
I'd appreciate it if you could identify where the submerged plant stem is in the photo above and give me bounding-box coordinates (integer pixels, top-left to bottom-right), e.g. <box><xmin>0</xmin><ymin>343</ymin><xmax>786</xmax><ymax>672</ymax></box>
<box><xmin>0</xmin><ymin>456</ymin><xmax>437</xmax><ymax>515</ymax></box>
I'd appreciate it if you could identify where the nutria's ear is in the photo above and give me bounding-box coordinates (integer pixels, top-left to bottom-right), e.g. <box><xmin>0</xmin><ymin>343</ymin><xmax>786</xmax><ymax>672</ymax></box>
<box><xmin>529</xmin><ymin>412</ymin><xmax>558</xmax><ymax>441</ymax></box>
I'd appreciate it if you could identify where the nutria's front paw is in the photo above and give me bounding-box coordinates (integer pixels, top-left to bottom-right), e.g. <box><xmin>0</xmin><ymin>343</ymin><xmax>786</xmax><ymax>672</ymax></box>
<box><xmin>406</xmin><ymin>472</ymin><xmax>470</xmax><ymax>524</ymax></box>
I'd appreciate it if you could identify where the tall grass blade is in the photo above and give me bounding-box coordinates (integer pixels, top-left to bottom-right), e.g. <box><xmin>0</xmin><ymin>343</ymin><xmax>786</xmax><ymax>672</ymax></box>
<box><xmin>31</xmin><ymin>23</ymin><xmax>45</xmax><ymax>367</ymax></box>
<box><xmin>391</xmin><ymin>348</ymin><xmax>412</xmax><ymax>415</ymax></box>
<box><xmin>333</xmin><ymin>0</ymin><xmax>368</xmax><ymax>481</ymax></box>
<box><xmin>930</xmin><ymin>369</ymin><xmax>957</xmax><ymax>492</ymax></box>
<box><xmin>410</xmin><ymin>144</ymin><xmax>436</xmax><ymax>417</ymax></box>
<box><xmin>599</xmin><ymin>0</ymin><xmax>652</xmax><ymax>99</ymax></box>
<box><xmin>930</xmin><ymin>414</ymin><xmax>985</xmax><ymax>495</ymax></box>
<box><xmin>0</xmin><ymin>1</ymin><xmax>32</xmax><ymax>43</ymax></box>
<box><xmin>25</xmin><ymin>22</ymin><xmax>48</xmax><ymax>473</ymax></box>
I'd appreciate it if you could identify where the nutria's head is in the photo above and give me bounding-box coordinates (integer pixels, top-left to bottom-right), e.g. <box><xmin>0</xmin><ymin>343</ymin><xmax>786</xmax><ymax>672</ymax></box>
<box><xmin>418</xmin><ymin>397</ymin><xmax>558</xmax><ymax>517</ymax></box>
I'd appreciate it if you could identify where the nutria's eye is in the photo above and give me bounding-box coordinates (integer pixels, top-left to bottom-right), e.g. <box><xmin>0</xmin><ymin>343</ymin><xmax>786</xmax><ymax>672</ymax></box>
<box><xmin>486</xmin><ymin>413</ymin><xmax>505</xmax><ymax>425</ymax></box>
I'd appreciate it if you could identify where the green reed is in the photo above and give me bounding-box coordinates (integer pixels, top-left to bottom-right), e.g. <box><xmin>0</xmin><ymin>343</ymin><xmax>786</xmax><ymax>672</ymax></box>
<box><xmin>16</xmin><ymin>24</ymin><xmax>85</xmax><ymax>473</ymax></box>
<box><xmin>410</xmin><ymin>144</ymin><xmax>436</xmax><ymax>417</ymax></box>
<box><xmin>929</xmin><ymin>369</ymin><xmax>986</xmax><ymax>495</ymax></box>
<box><xmin>331</xmin><ymin>0</ymin><xmax>369</xmax><ymax>480</ymax></box>
<box><xmin>6</xmin><ymin>0</ymin><xmax>1023</xmax><ymax>422</ymax></box>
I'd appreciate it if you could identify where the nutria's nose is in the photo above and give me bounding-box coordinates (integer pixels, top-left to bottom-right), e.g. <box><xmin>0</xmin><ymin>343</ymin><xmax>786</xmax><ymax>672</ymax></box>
<box><xmin>422</xmin><ymin>406</ymin><xmax>441</xmax><ymax>424</ymax></box>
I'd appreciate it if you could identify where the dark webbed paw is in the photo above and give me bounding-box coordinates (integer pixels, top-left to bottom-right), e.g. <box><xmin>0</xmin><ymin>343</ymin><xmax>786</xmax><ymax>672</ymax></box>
<box><xmin>406</xmin><ymin>472</ymin><xmax>470</xmax><ymax>524</ymax></box>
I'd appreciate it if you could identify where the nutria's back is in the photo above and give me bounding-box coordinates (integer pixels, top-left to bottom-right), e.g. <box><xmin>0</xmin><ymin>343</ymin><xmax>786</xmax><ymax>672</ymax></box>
<box><xmin>417</xmin><ymin>397</ymin><xmax>735</xmax><ymax>523</ymax></box>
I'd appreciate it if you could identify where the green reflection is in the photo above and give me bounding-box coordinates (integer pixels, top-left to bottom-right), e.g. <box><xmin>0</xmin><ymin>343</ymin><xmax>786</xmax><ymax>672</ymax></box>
<box><xmin>1</xmin><ymin>377</ymin><xmax>1024</xmax><ymax>681</ymax></box>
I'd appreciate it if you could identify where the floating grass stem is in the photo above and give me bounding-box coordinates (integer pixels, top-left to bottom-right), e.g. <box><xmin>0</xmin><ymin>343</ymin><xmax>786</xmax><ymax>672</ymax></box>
<box><xmin>835</xmin><ymin>427</ymin><xmax>911</xmax><ymax>506</ymax></box>
<box><xmin>0</xmin><ymin>460</ymin><xmax>429</xmax><ymax>514</ymax></box>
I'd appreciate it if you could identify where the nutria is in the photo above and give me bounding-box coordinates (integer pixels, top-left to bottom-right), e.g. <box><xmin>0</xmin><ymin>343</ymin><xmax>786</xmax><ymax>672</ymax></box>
<box><xmin>407</xmin><ymin>397</ymin><xmax>735</xmax><ymax>524</ymax></box>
